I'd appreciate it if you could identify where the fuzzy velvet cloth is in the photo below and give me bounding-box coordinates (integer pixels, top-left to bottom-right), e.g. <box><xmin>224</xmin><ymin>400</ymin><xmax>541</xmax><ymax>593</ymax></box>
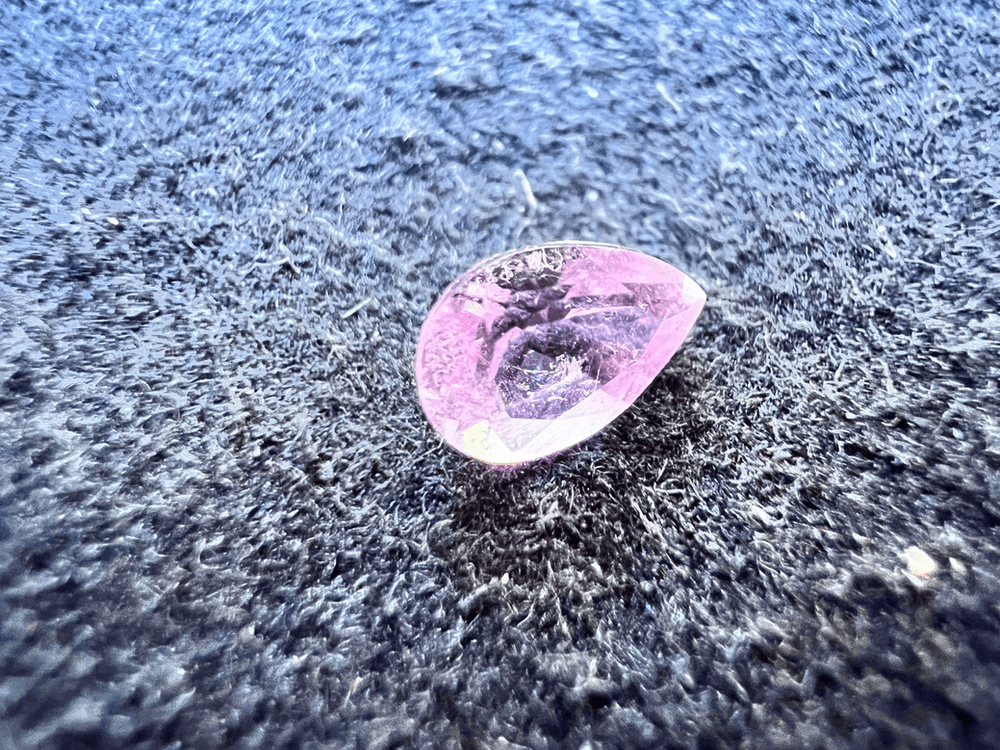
<box><xmin>2</xmin><ymin>0</ymin><xmax>999</xmax><ymax>748</ymax></box>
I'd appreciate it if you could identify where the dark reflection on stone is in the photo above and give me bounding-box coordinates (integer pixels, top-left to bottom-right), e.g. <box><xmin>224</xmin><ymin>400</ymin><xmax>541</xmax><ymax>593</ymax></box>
<box><xmin>496</xmin><ymin>307</ymin><xmax>656</xmax><ymax>419</ymax></box>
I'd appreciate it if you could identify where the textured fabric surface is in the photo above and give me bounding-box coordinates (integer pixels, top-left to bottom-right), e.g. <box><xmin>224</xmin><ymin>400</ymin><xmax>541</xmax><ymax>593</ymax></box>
<box><xmin>2</xmin><ymin>1</ymin><xmax>999</xmax><ymax>748</ymax></box>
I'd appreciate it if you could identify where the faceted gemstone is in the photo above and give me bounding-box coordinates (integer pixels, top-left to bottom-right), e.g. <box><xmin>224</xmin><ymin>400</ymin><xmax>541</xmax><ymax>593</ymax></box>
<box><xmin>414</xmin><ymin>242</ymin><xmax>706</xmax><ymax>465</ymax></box>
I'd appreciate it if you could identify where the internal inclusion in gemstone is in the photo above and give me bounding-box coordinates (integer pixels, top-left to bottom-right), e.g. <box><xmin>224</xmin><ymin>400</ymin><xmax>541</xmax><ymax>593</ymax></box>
<box><xmin>414</xmin><ymin>242</ymin><xmax>706</xmax><ymax>465</ymax></box>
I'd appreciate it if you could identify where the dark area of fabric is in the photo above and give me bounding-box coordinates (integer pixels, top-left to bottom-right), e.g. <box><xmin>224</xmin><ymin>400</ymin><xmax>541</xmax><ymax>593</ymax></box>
<box><xmin>2</xmin><ymin>0</ymin><xmax>999</xmax><ymax>748</ymax></box>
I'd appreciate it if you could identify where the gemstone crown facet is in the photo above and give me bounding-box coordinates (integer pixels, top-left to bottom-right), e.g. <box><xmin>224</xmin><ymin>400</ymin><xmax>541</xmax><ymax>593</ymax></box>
<box><xmin>415</xmin><ymin>242</ymin><xmax>706</xmax><ymax>464</ymax></box>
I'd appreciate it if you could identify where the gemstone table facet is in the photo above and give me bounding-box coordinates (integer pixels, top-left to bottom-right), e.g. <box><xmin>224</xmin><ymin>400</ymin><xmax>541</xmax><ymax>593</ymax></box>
<box><xmin>414</xmin><ymin>242</ymin><xmax>706</xmax><ymax>465</ymax></box>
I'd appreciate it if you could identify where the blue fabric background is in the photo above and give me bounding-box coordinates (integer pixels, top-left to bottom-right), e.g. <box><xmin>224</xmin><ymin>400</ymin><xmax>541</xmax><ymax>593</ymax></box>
<box><xmin>1</xmin><ymin>1</ymin><xmax>998</xmax><ymax>747</ymax></box>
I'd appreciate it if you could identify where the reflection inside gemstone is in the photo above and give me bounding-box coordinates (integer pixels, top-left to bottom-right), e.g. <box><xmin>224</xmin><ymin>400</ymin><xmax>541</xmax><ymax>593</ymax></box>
<box><xmin>496</xmin><ymin>307</ymin><xmax>656</xmax><ymax>419</ymax></box>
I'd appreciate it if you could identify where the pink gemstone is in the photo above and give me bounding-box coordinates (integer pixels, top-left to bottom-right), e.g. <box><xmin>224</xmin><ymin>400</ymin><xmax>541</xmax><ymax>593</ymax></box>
<box><xmin>414</xmin><ymin>242</ymin><xmax>706</xmax><ymax>465</ymax></box>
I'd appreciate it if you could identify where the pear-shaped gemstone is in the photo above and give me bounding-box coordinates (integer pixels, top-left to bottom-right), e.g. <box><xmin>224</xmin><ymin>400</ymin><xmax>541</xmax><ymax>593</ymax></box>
<box><xmin>415</xmin><ymin>242</ymin><xmax>706</xmax><ymax>464</ymax></box>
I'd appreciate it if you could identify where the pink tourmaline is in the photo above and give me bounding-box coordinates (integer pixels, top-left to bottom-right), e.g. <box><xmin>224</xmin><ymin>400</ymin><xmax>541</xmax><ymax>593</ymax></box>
<box><xmin>415</xmin><ymin>242</ymin><xmax>706</xmax><ymax>465</ymax></box>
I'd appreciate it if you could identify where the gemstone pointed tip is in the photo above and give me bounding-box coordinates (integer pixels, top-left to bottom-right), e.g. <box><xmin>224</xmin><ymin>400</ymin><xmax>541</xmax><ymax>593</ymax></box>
<box><xmin>682</xmin><ymin>275</ymin><xmax>707</xmax><ymax>308</ymax></box>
